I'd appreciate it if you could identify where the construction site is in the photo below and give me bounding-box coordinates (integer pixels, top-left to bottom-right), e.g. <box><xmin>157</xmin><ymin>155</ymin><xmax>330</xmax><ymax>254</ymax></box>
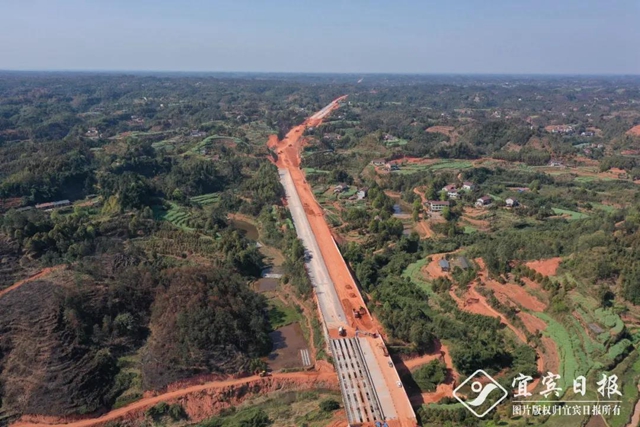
<box><xmin>270</xmin><ymin>97</ymin><xmax>418</xmax><ymax>427</ymax></box>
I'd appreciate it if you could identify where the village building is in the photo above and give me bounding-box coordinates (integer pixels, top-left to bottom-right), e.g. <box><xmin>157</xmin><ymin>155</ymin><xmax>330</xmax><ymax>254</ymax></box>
<box><xmin>357</xmin><ymin>188</ymin><xmax>368</xmax><ymax>200</ymax></box>
<box><xmin>475</xmin><ymin>196</ymin><xmax>492</xmax><ymax>208</ymax></box>
<box><xmin>462</xmin><ymin>182</ymin><xmax>475</xmax><ymax>191</ymax></box>
<box><xmin>426</xmin><ymin>200</ymin><xmax>450</xmax><ymax>212</ymax></box>
<box><xmin>385</xmin><ymin>162</ymin><xmax>400</xmax><ymax>171</ymax></box>
<box><xmin>333</xmin><ymin>184</ymin><xmax>349</xmax><ymax>194</ymax></box>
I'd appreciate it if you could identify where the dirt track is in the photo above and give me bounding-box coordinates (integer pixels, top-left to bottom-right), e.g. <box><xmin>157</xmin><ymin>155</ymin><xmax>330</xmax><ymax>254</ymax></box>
<box><xmin>0</xmin><ymin>266</ymin><xmax>64</xmax><ymax>299</ymax></box>
<box><xmin>13</xmin><ymin>371</ymin><xmax>336</xmax><ymax>427</ymax></box>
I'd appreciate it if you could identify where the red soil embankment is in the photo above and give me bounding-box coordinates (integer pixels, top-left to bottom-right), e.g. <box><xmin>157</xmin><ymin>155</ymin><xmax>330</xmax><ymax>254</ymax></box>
<box><xmin>13</xmin><ymin>371</ymin><xmax>337</xmax><ymax>427</ymax></box>
<box><xmin>626</xmin><ymin>125</ymin><xmax>640</xmax><ymax>137</ymax></box>
<box><xmin>525</xmin><ymin>257</ymin><xmax>562</xmax><ymax>276</ymax></box>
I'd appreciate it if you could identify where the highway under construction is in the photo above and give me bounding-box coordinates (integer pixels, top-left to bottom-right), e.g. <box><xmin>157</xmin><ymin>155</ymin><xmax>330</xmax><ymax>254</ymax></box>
<box><xmin>270</xmin><ymin>97</ymin><xmax>417</xmax><ymax>427</ymax></box>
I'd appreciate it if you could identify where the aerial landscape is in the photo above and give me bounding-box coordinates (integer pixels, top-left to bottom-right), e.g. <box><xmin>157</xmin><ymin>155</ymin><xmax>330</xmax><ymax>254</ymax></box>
<box><xmin>1</xmin><ymin>1</ymin><xmax>639</xmax><ymax>427</ymax></box>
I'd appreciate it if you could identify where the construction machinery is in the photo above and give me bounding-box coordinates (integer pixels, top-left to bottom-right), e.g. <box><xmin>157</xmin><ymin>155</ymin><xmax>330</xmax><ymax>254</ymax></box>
<box><xmin>338</xmin><ymin>326</ymin><xmax>346</xmax><ymax>337</ymax></box>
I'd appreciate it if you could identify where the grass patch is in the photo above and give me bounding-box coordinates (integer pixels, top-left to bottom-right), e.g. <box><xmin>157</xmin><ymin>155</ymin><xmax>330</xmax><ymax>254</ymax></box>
<box><xmin>267</xmin><ymin>298</ymin><xmax>301</xmax><ymax>330</ymax></box>
<box><xmin>195</xmin><ymin>390</ymin><xmax>342</xmax><ymax>427</ymax></box>
<box><xmin>463</xmin><ymin>225</ymin><xmax>478</xmax><ymax>234</ymax></box>
<box><xmin>552</xmin><ymin>207</ymin><xmax>589</xmax><ymax>220</ymax></box>
<box><xmin>303</xmin><ymin>167</ymin><xmax>330</xmax><ymax>175</ymax></box>
<box><xmin>402</xmin><ymin>258</ymin><xmax>436</xmax><ymax>296</ymax></box>
<box><xmin>591</xmin><ymin>203</ymin><xmax>617</xmax><ymax>213</ymax></box>
<box><xmin>112</xmin><ymin>353</ymin><xmax>143</xmax><ymax>409</ymax></box>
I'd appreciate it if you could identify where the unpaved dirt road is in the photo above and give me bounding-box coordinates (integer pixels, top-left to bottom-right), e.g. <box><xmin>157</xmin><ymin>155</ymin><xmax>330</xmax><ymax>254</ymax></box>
<box><xmin>0</xmin><ymin>266</ymin><xmax>64</xmax><ymax>299</ymax></box>
<box><xmin>13</xmin><ymin>371</ymin><xmax>336</xmax><ymax>427</ymax></box>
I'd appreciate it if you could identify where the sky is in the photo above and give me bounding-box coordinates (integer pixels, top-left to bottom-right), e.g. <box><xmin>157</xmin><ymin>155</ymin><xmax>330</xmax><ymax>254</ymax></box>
<box><xmin>0</xmin><ymin>0</ymin><xmax>638</xmax><ymax>74</ymax></box>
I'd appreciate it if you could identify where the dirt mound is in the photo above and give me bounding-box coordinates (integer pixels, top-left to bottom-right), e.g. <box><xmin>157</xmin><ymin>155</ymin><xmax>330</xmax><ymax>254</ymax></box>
<box><xmin>626</xmin><ymin>125</ymin><xmax>640</xmax><ymax>136</ymax></box>
<box><xmin>525</xmin><ymin>257</ymin><xmax>562</xmax><ymax>276</ymax></box>
<box><xmin>484</xmin><ymin>280</ymin><xmax>546</xmax><ymax>312</ymax></box>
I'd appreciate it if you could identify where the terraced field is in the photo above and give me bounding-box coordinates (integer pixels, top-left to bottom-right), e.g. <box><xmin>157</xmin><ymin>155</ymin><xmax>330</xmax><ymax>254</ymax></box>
<box><xmin>153</xmin><ymin>203</ymin><xmax>195</xmax><ymax>231</ymax></box>
<box><xmin>535</xmin><ymin>312</ymin><xmax>585</xmax><ymax>393</ymax></box>
<box><xmin>190</xmin><ymin>193</ymin><xmax>220</xmax><ymax>206</ymax></box>
<box><xmin>394</xmin><ymin>160</ymin><xmax>473</xmax><ymax>175</ymax></box>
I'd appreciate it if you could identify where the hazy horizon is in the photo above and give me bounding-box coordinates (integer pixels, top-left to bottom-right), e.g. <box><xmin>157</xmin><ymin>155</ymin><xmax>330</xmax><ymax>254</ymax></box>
<box><xmin>1</xmin><ymin>0</ymin><xmax>638</xmax><ymax>75</ymax></box>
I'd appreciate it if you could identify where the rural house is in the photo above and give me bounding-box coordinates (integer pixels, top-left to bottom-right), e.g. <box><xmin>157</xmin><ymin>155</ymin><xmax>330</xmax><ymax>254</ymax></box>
<box><xmin>462</xmin><ymin>181</ymin><xmax>475</xmax><ymax>191</ymax></box>
<box><xmin>505</xmin><ymin>197</ymin><xmax>519</xmax><ymax>207</ymax></box>
<box><xmin>427</xmin><ymin>200</ymin><xmax>450</xmax><ymax>212</ymax></box>
<box><xmin>357</xmin><ymin>188</ymin><xmax>368</xmax><ymax>200</ymax></box>
<box><xmin>333</xmin><ymin>184</ymin><xmax>349</xmax><ymax>194</ymax></box>
<box><xmin>439</xmin><ymin>259</ymin><xmax>450</xmax><ymax>272</ymax></box>
<box><xmin>475</xmin><ymin>196</ymin><xmax>492</xmax><ymax>208</ymax></box>
<box><xmin>385</xmin><ymin>162</ymin><xmax>400</xmax><ymax>171</ymax></box>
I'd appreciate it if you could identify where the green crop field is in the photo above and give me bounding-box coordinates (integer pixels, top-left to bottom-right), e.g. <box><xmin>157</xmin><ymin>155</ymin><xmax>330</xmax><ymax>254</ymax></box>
<box><xmin>606</xmin><ymin>353</ymin><xmax>640</xmax><ymax>427</ymax></box>
<box><xmin>568</xmin><ymin>316</ymin><xmax>606</xmax><ymax>356</ymax></box>
<box><xmin>428</xmin><ymin>160</ymin><xmax>473</xmax><ymax>171</ymax></box>
<box><xmin>153</xmin><ymin>203</ymin><xmax>195</xmax><ymax>231</ymax></box>
<box><xmin>190</xmin><ymin>193</ymin><xmax>220</xmax><ymax>206</ymax></box>
<box><xmin>393</xmin><ymin>160</ymin><xmax>473</xmax><ymax>175</ymax></box>
<box><xmin>384</xmin><ymin>138</ymin><xmax>408</xmax><ymax>146</ymax></box>
<box><xmin>536</xmin><ymin>312</ymin><xmax>587</xmax><ymax>390</ymax></box>
<box><xmin>594</xmin><ymin>308</ymin><xmax>625</xmax><ymax>335</ymax></box>
<box><xmin>574</xmin><ymin>175</ymin><xmax>615</xmax><ymax>183</ymax></box>
<box><xmin>591</xmin><ymin>202</ymin><xmax>617</xmax><ymax>213</ymax></box>
<box><xmin>552</xmin><ymin>207</ymin><xmax>589</xmax><ymax>220</ymax></box>
<box><xmin>303</xmin><ymin>167</ymin><xmax>330</xmax><ymax>175</ymax></box>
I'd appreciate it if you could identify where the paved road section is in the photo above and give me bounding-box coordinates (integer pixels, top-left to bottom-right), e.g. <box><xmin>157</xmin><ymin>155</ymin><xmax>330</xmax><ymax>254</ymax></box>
<box><xmin>273</xmin><ymin>97</ymin><xmax>417</xmax><ymax>427</ymax></box>
<box><xmin>279</xmin><ymin>169</ymin><xmax>347</xmax><ymax>328</ymax></box>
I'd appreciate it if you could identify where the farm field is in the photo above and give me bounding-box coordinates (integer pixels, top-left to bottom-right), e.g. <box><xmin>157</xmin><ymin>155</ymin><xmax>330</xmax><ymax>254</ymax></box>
<box><xmin>189</xmin><ymin>193</ymin><xmax>220</xmax><ymax>206</ymax></box>
<box><xmin>552</xmin><ymin>207</ymin><xmax>590</xmax><ymax>220</ymax></box>
<box><xmin>152</xmin><ymin>203</ymin><xmax>195</xmax><ymax>231</ymax></box>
